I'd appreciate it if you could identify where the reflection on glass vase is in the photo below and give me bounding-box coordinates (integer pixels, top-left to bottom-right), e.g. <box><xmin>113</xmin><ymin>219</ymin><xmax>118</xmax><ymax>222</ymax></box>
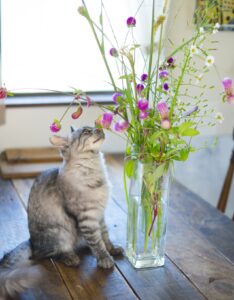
<box><xmin>126</xmin><ymin>159</ymin><xmax>171</xmax><ymax>269</ymax></box>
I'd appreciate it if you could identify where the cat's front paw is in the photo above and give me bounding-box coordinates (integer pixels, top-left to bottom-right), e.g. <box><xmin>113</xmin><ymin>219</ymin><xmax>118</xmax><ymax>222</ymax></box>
<box><xmin>109</xmin><ymin>245</ymin><xmax>124</xmax><ymax>256</ymax></box>
<box><xmin>97</xmin><ymin>256</ymin><xmax>114</xmax><ymax>269</ymax></box>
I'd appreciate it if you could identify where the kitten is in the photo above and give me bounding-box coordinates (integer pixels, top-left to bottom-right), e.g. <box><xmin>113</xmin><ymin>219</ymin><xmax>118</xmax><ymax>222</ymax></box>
<box><xmin>28</xmin><ymin>126</ymin><xmax>123</xmax><ymax>268</ymax></box>
<box><xmin>0</xmin><ymin>126</ymin><xmax>123</xmax><ymax>298</ymax></box>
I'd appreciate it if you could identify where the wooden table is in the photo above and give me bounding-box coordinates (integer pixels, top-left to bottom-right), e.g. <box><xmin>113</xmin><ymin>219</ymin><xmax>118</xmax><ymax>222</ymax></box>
<box><xmin>0</xmin><ymin>154</ymin><xmax>234</xmax><ymax>300</ymax></box>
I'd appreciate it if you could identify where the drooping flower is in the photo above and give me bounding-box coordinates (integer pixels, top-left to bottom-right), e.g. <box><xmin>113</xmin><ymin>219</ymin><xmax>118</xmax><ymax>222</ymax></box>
<box><xmin>205</xmin><ymin>55</ymin><xmax>215</xmax><ymax>67</ymax></box>
<box><xmin>163</xmin><ymin>82</ymin><xmax>169</xmax><ymax>91</ymax></box>
<box><xmin>114</xmin><ymin>120</ymin><xmax>129</xmax><ymax>132</ymax></box>
<box><xmin>50</xmin><ymin>119</ymin><xmax>61</xmax><ymax>133</ymax></box>
<box><xmin>222</xmin><ymin>77</ymin><xmax>234</xmax><ymax>103</ymax></box>
<box><xmin>127</xmin><ymin>17</ymin><xmax>136</xmax><ymax>27</ymax></box>
<box><xmin>71</xmin><ymin>106</ymin><xmax>83</xmax><ymax>119</ymax></box>
<box><xmin>101</xmin><ymin>112</ymin><xmax>113</xmax><ymax>129</ymax></box>
<box><xmin>141</xmin><ymin>73</ymin><xmax>148</xmax><ymax>82</ymax></box>
<box><xmin>190</xmin><ymin>45</ymin><xmax>199</xmax><ymax>56</ymax></box>
<box><xmin>138</xmin><ymin>98</ymin><xmax>149</xmax><ymax>111</ymax></box>
<box><xmin>159</xmin><ymin>70</ymin><xmax>169</xmax><ymax>79</ymax></box>
<box><xmin>215</xmin><ymin>112</ymin><xmax>224</xmax><ymax>124</ymax></box>
<box><xmin>0</xmin><ymin>87</ymin><xmax>8</xmax><ymax>100</ymax></box>
<box><xmin>136</xmin><ymin>83</ymin><xmax>145</xmax><ymax>94</ymax></box>
<box><xmin>110</xmin><ymin>48</ymin><xmax>119</xmax><ymax>57</ymax></box>
<box><xmin>156</xmin><ymin>101</ymin><xmax>169</xmax><ymax>119</ymax></box>
<box><xmin>139</xmin><ymin>110</ymin><xmax>148</xmax><ymax>120</ymax></box>
<box><xmin>183</xmin><ymin>106</ymin><xmax>199</xmax><ymax>117</ymax></box>
<box><xmin>86</xmin><ymin>95</ymin><xmax>92</xmax><ymax>107</ymax></box>
<box><xmin>112</xmin><ymin>92</ymin><xmax>123</xmax><ymax>104</ymax></box>
<box><xmin>161</xmin><ymin>119</ymin><xmax>171</xmax><ymax>130</ymax></box>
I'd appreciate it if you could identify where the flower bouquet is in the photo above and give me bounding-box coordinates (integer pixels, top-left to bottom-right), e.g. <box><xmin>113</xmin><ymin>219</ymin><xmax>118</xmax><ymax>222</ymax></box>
<box><xmin>15</xmin><ymin>0</ymin><xmax>232</xmax><ymax>268</ymax></box>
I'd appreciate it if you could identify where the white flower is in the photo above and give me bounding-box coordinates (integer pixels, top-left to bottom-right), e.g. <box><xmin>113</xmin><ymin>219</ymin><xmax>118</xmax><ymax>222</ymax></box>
<box><xmin>215</xmin><ymin>112</ymin><xmax>224</xmax><ymax>124</ymax></box>
<box><xmin>190</xmin><ymin>45</ymin><xmax>199</xmax><ymax>56</ymax></box>
<box><xmin>205</xmin><ymin>55</ymin><xmax>215</xmax><ymax>67</ymax></box>
<box><xmin>213</xmin><ymin>23</ymin><xmax>220</xmax><ymax>34</ymax></box>
<box><xmin>199</xmin><ymin>27</ymin><xmax>204</xmax><ymax>34</ymax></box>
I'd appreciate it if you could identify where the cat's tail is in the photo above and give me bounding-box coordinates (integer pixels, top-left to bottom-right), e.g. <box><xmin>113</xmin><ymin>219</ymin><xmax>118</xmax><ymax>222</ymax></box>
<box><xmin>0</xmin><ymin>240</ymin><xmax>45</xmax><ymax>300</ymax></box>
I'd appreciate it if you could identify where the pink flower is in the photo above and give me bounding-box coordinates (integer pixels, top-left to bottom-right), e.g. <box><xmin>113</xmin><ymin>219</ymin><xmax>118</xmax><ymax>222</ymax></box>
<box><xmin>50</xmin><ymin>119</ymin><xmax>61</xmax><ymax>133</ymax></box>
<box><xmin>138</xmin><ymin>98</ymin><xmax>149</xmax><ymax>111</ymax></box>
<box><xmin>101</xmin><ymin>112</ymin><xmax>113</xmax><ymax>129</ymax></box>
<box><xmin>127</xmin><ymin>17</ymin><xmax>136</xmax><ymax>27</ymax></box>
<box><xmin>222</xmin><ymin>77</ymin><xmax>234</xmax><ymax>103</ymax></box>
<box><xmin>71</xmin><ymin>106</ymin><xmax>83</xmax><ymax>119</ymax></box>
<box><xmin>113</xmin><ymin>92</ymin><xmax>123</xmax><ymax>104</ymax></box>
<box><xmin>156</xmin><ymin>101</ymin><xmax>169</xmax><ymax>119</ymax></box>
<box><xmin>139</xmin><ymin>110</ymin><xmax>148</xmax><ymax>120</ymax></box>
<box><xmin>86</xmin><ymin>95</ymin><xmax>92</xmax><ymax>107</ymax></box>
<box><xmin>136</xmin><ymin>83</ymin><xmax>145</xmax><ymax>94</ymax></box>
<box><xmin>114</xmin><ymin>120</ymin><xmax>129</xmax><ymax>132</ymax></box>
<box><xmin>0</xmin><ymin>87</ymin><xmax>8</xmax><ymax>100</ymax></box>
<box><xmin>161</xmin><ymin>119</ymin><xmax>171</xmax><ymax>130</ymax></box>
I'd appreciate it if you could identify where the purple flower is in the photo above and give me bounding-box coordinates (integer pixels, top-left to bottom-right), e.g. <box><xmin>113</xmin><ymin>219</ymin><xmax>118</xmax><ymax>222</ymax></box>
<box><xmin>114</xmin><ymin>120</ymin><xmax>129</xmax><ymax>132</ymax></box>
<box><xmin>109</xmin><ymin>48</ymin><xmax>118</xmax><ymax>57</ymax></box>
<box><xmin>127</xmin><ymin>17</ymin><xmax>136</xmax><ymax>27</ymax></box>
<box><xmin>101</xmin><ymin>112</ymin><xmax>113</xmax><ymax>129</ymax></box>
<box><xmin>141</xmin><ymin>73</ymin><xmax>148</xmax><ymax>82</ymax></box>
<box><xmin>161</xmin><ymin>119</ymin><xmax>171</xmax><ymax>130</ymax></box>
<box><xmin>50</xmin><ymin>119</ymin><xmax>61</xmax><ymax>133</ymax></box>
<box><xmin>112</xmin><ymin>92</ymin><xmax>123</xmax><ymax>103</ymax></box>
<box><xmin>139</xmin><ymin>110</ymin><xmax>148</xmax><ymax>120</ymax></box>
<box><xmin>183</xmin><ymin>106</ymin><xmax>198</xmax><ymax>117</ymax></box>
<box><xmin>167</xmin><ymin>57</ymin><xmax>174</xmax><ymax>65</ymax></box>
<box><xmin>159</xmin><ymin>70</ymin><xmax>169</xmax><ymax>79</ymax></box>
<box><xmin>163</xmin><ymin>83</ymin><xmax>169</xmax><ymax>91</ymax></box>
<box><xmin>136</xmin><ymin>83</ymin><xmax>145</xmax><ymax>94</ymax></box>
<box><xmin>156</xmin><ymin>101</ymin><xmax>169</xmax><ymax>119</ymax></box>
<box><xmin>138</xmin><ymin>98</ymin><xmax>149</xmax><ymax>111</ymax></box>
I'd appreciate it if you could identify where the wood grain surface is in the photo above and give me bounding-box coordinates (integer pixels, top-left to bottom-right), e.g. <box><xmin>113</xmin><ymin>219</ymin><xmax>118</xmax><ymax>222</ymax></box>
<box><xmin>1</xmin><ymin>154</ymin><xmax>234</xmax><ymax>300</ymax></box>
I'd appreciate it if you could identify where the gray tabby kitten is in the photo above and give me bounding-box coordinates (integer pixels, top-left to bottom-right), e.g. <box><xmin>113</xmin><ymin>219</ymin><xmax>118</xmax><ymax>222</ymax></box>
<box><xmin>0</xmin><ymin>126</ymin><xmax>123</xmax><ymax>299</ymax></box>
<box><xmin>28</xmin><ymin>126</ymin><xmax>123</xmax><ymax>268</ymax></box>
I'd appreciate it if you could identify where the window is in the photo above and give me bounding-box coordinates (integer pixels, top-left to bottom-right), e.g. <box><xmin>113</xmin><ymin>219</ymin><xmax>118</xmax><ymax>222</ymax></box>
<box><xmin>1</xmin><ymin>0</ymin><xmax>164</xmax><ymax>95</ymax></box>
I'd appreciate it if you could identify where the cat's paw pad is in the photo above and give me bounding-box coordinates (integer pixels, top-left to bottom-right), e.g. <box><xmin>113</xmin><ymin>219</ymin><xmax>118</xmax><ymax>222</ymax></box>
<box><xmin>109</xmin><ymin>246</ymin><xmax>124</xmax><ymax>256</ymax></box>
<box><xmin>97</xmin><ymin>256</ymin><xmax>114</xmax><ymax>269</ymax></box>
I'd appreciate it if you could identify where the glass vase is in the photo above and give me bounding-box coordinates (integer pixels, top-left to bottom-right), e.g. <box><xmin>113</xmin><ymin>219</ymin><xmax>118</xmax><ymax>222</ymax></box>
<box><xmin>125</xmin><ymin>159</ymin><xmax>171</xmax><ymax>269</ymax></box>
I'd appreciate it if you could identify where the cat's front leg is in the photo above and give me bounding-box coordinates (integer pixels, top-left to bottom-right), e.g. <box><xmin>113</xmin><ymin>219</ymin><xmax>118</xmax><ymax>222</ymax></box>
<box><xmin>100</xmin><ymin>218</ymin><xmax>124</xmax><ymax>256</ymax></box>
<box><xmin>78</xmin><ymin>217</ymin><xmax>114</xmax><ymax>269</ymax></box>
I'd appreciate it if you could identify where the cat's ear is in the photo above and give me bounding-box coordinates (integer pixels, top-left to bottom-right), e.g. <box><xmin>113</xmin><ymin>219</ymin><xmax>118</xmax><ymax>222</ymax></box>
<box><xmin>70</xmin><ymin>126</ymin><xmax>76</xmax><ymax>133</ymax></box>
<box><xmin>49</xmin><ymin>135</ymin><xmax>69</xmax><ymax>148</ymax></box>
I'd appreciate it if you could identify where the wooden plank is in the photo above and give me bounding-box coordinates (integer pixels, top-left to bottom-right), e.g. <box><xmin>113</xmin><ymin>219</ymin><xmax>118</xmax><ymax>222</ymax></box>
<box><xmin>106</xmin><ymin>155</ymin><xmax>234</xmax><ymax>300</ymax></box>
<box><xmin>0</xmin><ymin>160</ymin><xmax>61</xmax><ymax>179</ymax></box>
<box><xmin>13</xmin><ymin>179</ymin><xmax>139</xmax><ymax>300</ymax></box>
<box><xmin>0</xmin><ymin>178</ymin><xmax>72</xmax><ymax>300</ymax></box>
<box><xmin>170</xmin><ymin>181</ymin><xmax>234</xmax><ymax>263</ymax></box>
<box><xmin>5</xmin><ymin>147</ymin><xmax>62</xmax><ymax>163</ymax></box>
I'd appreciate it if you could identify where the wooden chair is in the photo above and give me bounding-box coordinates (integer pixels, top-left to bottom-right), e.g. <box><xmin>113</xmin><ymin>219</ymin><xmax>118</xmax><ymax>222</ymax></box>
<box><xmin>217</xmin><ymin>129</ymin><xmax>234</xmax><ymax>221</ymax></box>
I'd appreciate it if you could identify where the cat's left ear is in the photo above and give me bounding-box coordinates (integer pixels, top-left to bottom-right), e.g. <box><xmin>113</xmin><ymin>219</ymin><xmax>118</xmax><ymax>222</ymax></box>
<box><xmin>70</xmin><ymin>126</ymin><xmax>76</xmax><ymax>133</ymax></box>
<box><xmin>49</xmin><ymin>135</ymin><xmax>69</xmax><ymax>148</ymax></box>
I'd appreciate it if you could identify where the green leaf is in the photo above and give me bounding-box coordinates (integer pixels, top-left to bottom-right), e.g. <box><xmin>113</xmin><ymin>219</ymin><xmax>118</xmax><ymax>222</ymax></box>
<box><xmin>152</xmin><ymin>162</ymin><xmax>167</xmax><ymax>181</ymax></box>
<box><xmin>181</xmin><ymin>128</ymin><xmax>200</xmax><ymax>136</ymax></box>
<box><xmin>124</xmin><ymin>160</ymin><xmax>137</xmax><ymax>178</ymax></box>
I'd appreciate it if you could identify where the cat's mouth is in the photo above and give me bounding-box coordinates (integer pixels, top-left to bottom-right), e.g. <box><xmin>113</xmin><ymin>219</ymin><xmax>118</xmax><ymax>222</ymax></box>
<box><xmin>93</xmin><ymin>135</ymin><xmax>104</xmax><ymax>144</ymax></box>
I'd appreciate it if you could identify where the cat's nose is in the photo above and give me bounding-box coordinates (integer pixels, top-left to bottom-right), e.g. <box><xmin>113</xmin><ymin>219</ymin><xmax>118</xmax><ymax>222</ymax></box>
<box><xmin>95</xmin><ymin>128</ymin><xmax>103</xmax><ymax>134</ymax></box>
